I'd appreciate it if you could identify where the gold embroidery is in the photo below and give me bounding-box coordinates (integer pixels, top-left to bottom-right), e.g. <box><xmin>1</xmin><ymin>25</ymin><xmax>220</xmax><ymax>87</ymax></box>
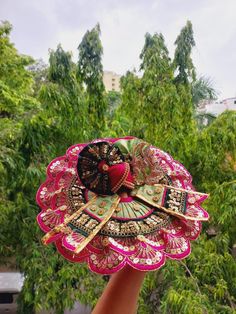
<box><xmin>42</xmin><ymin>196</ymin><xmax>97</xmax><ymax>245</ymax></box>
<box><xmin>74</xmin><ymin>195</ymin><xmax>120</xmax><ymax>254</ymax></box>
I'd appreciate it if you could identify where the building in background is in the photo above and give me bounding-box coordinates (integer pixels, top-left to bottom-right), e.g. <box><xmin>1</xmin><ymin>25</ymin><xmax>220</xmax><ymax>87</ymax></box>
<box><xmin>196</xmin><ymin>96</ymin><xmax>236</xmax><ymax>127</ymax></box>
<box><xmin>103</xmin><ymin>71</ymin><xmax>121</xmax><ymax>92</ymax></box>
<box><xmin>198</xmin><ymin>96</ymin><xmax>236</xmax><ymax>116</ymax></box>
<box><xmin>221</xmin><ymin>97</ymin><xmax>236</xmax><ymax>108</ymax></box>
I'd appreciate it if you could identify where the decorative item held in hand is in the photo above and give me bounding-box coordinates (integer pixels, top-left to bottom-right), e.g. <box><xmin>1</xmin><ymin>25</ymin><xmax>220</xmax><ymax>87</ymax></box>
<box><xmin>36</xmin><ymin>137</ymin><xmax>209</xmax><ymax>274</ymax></box>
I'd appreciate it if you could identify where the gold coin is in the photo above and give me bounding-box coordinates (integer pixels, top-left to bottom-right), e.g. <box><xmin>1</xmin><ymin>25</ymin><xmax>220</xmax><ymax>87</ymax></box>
<box><xmin>90</xmin><ymin>205</ymin><xmax>97</xmax><ymax>211</ymax></box>
<box><xmin>98</xmin><ymin>209</ymin><xmax>104</xmax><ymax>215</ymax></box>
<box><xmin>155</xmin><ymin>187</ymin><xmax>162</xmax><ymax>194</ymax></box>
<box><xmin>102</xmin><ymin>237</ymin><xmax>109</xmax><ymax>246</ymax></box>
<box><xmin>99</xmin><ymin>201</ymin><xmax>107</xmax><ymax>208</ymax></box>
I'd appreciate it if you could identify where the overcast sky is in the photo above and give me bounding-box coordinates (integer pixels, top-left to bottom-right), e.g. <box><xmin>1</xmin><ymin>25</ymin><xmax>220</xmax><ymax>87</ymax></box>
<box><xmin>1</xmin><ymin>0</ymin><xmax>236</xmax><ymax>99</ymax></box>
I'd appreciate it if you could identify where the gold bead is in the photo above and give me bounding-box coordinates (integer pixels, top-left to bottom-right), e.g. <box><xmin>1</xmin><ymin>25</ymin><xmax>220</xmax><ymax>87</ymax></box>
<box><xmin>102</xmin><ymin>164</ymin><xmax>109</xmax><ymax>171</ymax></box>
<box><xmin>102</xmin><ymin>237</ymin><xmax>109</xmax><ymax>246</ymax></box>
<box><xmin>99</xmin><ymin>201</ymin><xmax>107</xmax><ymax>208</ymax></box>
<box><xmin>90</xmin><ymin>205</ymin><xmax>97</xmax><ymax>211</ymax></box>
<box><xmin>152</xmin><ymin>196</ymin><xmax>160</xmax><ymax>202</ymax></box>
<box><xmin>98</xmin><ymin>209</ymin><xmax>104</xmax><ymax>215</ymax></box>
<box><xmin>155</xmin><ymin>187</ymin><xmax>162</xmax><ymax>194</ymax></box>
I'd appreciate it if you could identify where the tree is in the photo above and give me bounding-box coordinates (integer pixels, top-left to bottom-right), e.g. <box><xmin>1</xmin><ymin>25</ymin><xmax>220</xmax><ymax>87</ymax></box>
<box><xmin>192</xmin><ymin>75</ymin><xmax>218</xmax><ymax>108</ymax></box>
<box><xmin>0</xmin><ymin>21</ymin><xmax>40</xmax><ymax>314</ymax></box>
<box><xmin>39</xmin><ymin>44</ymin><xmax>90</xmax><ymax>148</ymax></box>
<box><xmin>139</xmin><ymin>32</ymin><xmax>181</xmax><ymax>149</ymax></box>
<box><xmin>106</xmin><ymin>90</ymin><xmax>121</xmax><ymax>118</ymax></box>
<box><xmin>173</xmin><ymin>20</ymin><xmax>196</xmax><ymax>85</ymax></box>
<box><xmin>27</xmin><ymin>59</ymin><xmax>48</xmax><ymax>97</ymax></box>
<box><xmin>136</xmin><ymin>113</ymin><xmax>236</xmax><ymax>314</ymax></box>
<box><xmin>194</xmin><ymin>112</ymin><xmax>216</xmax><ymax>130</ymax></box>
<box><xmin>118</xmin><ymin>70</ymin><xmax>144</xmax><ymax>137</ymax></box>
<box><xmin>171</xmin><ymin>21</ymin><xmax>197</xmax><ymax>164</ymax></box>
<box><xmin>0</xmin><ymin>21</ymin><xmax>36</xmax><ymax>118</ymax></box>
<box><xmin>112</xmin><ymin>23</ymin><xmax>236</xmax><ymax>314</ymax></box>
<box><xmin>77</xmin><ymin>24</ymin><xmax>107</xmax><ymax>134</ymax></box>
<box><xmin>192</xmin><ymin>76</ymin><xmax>218</xmax><ymax>129</ymax></box>
<box><xmin>118</xmin><ymin>32</ymin><xmax>195</xmax><ymax>165</ymax></box>
<box><xmin>0</xmin><ymin>24</ymin><xmax>105</xmax><ymax>314</ymax></box>
<box><xmin>173</xmin><ymin>22</ymin><xmax>218</xmax><ymax>132</ymax></box>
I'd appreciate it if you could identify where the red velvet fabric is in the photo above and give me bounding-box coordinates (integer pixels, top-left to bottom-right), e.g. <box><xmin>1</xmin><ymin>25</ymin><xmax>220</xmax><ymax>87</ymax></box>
<box><xmin>98</xmin><ymin>161</ymin><xmax>135</xmax><ymax>193</ymax></box>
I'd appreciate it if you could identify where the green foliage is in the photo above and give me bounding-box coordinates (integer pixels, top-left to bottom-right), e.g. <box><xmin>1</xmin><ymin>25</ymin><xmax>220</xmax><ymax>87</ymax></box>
<box><xmin>106</xmin><ymin>90</ymin><xmax>121</xmax><ymax>117</ymax></box>
<box><xmin>77</xmin><ymin>24</ymin><xmax>107</xmax><ymax>132</ymax></box>
<box><xmin>192</xmin><ymin>75</ymin><xmax>218</xmax><ymax>129</ymax></box>
<box><xmin>119</xmin><ymin>70</ymin><xmax>144</xmax><ymax>137</ymax></box>
<box><xmin>1</xmin><ymin>20</ymin><xmax>235</xmax><ymax>314</ymax></box>
<box><xmin>190</xmin><ymin>110</ymin><xmax>236</xmax><ymax>248</ymax></box>
<box><xmin>48</xmin><ymin>45</ymin><xmax>75</xmax><ymax>86</ymax></box>
<box><xmin>0</xmin><ymin>21</ymin><xmax>34</xmax><ymax>94</ymax></box>
<box><xmin>194</xmin><ymin>112</ymin><xmax>217</xmax><ymax>130</ymax></box>
<box><xmin>0</xmin><ymin>22</ymin><xmax>104</xmax><ymax>314</ymax></box>
<box><xmin>27</xmin><ymin>59</ymin><xmax>48</xmax><ymax>96</ymax></box>
<box><xmin>192</xmin><ymin>76</ymin><xmax>218</xmax><ymax>107</ymax></box>
<box><xmin>173</xmin><ymin>20</ymin><xmax>196</xmax><ymax>84</ymax></box>
<box><xmin>0</xmin><ymin>21</ymin><xmax>36</xmax><ymax>118</ymax></box>
<box><xmin>115</xmin><ymin>23</ymin><xmax>236</xmax><ymax>314</ymax></box>
<box><xmin>139</xmin><ymin>32</ymin><xmax>176</xmax><ymax>145</ymax></box>
<box><xmin>119</xmin><ymin>32</ymin><xmax>196</xmax><ymax>165</ymax></box>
